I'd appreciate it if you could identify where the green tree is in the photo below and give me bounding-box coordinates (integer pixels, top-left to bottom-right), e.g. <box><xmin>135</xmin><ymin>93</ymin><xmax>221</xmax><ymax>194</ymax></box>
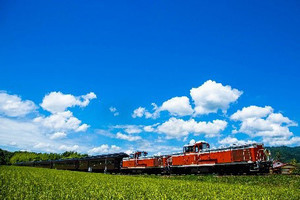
<box><xmin>290</xmin><ymin>158</ymin><xmax>297</xmax><ymax>165</ymax></box>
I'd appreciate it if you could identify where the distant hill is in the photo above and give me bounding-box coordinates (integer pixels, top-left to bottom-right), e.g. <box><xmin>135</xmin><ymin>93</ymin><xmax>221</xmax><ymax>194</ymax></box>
<box><xmin>266</xmin><ymin>146</ymin><xmax>300</xmax><ymax>163</ymax></box>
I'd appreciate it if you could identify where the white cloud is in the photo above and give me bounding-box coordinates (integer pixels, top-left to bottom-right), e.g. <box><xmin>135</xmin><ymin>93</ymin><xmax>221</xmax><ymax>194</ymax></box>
<box><xmin>0</xmin><ymin>91</ymin><xmax>96</xmax><ymax>153</ymax></box>
<box><xmin>0</xmin><ymin>92</ymin><xmax>37</xmax><ymax>117</ymax></box>
<box><xmin>33</xmin><ymin>142</ymin><xmax>51</xmax><ymax>150</ymax></box>
<box><xmin>113</xmin><ymin>112</ymin><xmax>119</xmax><ymax>116</ymax></box>
<box><xmin>230</xmin><ymin>106</ymin><xmax>273</xmax><ymax>121</ymax></box>
<box><xmin>88</xmin><ymin>144</ymin><xmax>121</xmax><ymax>155</ymax></box>
<box><xmin>144</xmin><ymin>125</ymin><xmax>155</xmax><ymax>132</ymax></box>
<box><xmin>231</xmin><ymin>106</ymin><xmax>297</xmax><ymax>138</ymax></box>
<box><xmin>0</xmin><ymin>117</ymin><xmax>85</xmax><ymax>153</ymax></box>
<box><xmin>262</xmin><ymin>136</ymin><xmax>300</xmax><ymax>146</ymax></box>
<box><xmin>34</xmin><ymin>92</ymin><xmax>95</xmax><ymax>134</ymax></box>
<box><xmin>109</xmin><ymin>107</ymin><xmax>119</xmax><ymax>116</ymax></box>
<box><xmin>34</xmin><ymin>111</ymin><xmax>89</xmax><ymax>132</ymax></box>
<box><xmin>96</xmin><ymin>128</ymin><xmax>143</xmax><ymax>141</ymax></box>
<box><xmin>109</xmin><ymin>107</ymin><xmax>117</xmax><ymax>112</ymax></box>
<box><xmin>157</xmin><ymin>117</ymin><xmax>227</xmax><ymax>139</ymax></box>
<box><xmin>143</xmin><ymin>123</ymin><xmax>160</xmax><ymax>132</ymax></box>
<box><xmin>218</xmin><ymin>136</ymin><xmax>256</xmax><ymax>146</ymax></box>
<box><xmin>231</xmin><ymin>105</ymin><xmax>298</xmax><ymax>146</ymax></box>
<box><xmin>132</xmin><ymin>103</ymin><xmax>160</xmax><ymax>119</ymax></box>
<box><xmin>50</xmin><ymin>132</ymin><xmax>67</xmax><ymax>140</ymax></box>
<box><xmin>125</xmin><ymin>126</ymin><xmax>142</xmax><ymax>134</ymax></box>
<box><xmin>128</xmin><ymin>140</ymin><xmax>182</xmax><ymax>155</ymax></box>
<box><xmin>58</xmin><ymin>144</ymin><xmax>79</xmax><ymax>152</ymax></box>
<box><xmin>40</xmin><ymin>91</ymin><xmax>96</xmax><ymax>113</ymax></box>
<box><xmin>112</xmin><ymin>125</ymin><xmax>143</xmax><ymax>134</ymax></box>
<box><xmin>189</xmin><ymin>139</ymin><xmax>196</xmax><ymax>145</ymax></box>
<box><xmin>267</xmin><ymin>113</ymin><xmax>297</xmax><ymax>126</ymax></box>
<box><xmin>132</xmin><ymin>107</ymin><xmax>146</xmax><ymax>118</ymax></box>
<box><xmin>116</xmin><ymin>132</ymin><xmax>141</xmax><ymax>141</ymax></box>
<box><xmin>160</xmin><ymin>96</ymin><xmax>193</xmax><ymax>116</ymax></box>
<box><xmin>125</xmin><ymin>149</ymin><xmax>134</xmax><ymax>155</ymax></box>
<box><xmin>190</xmin><ymin>80</ymin><xmax>243</xmax><ymax>115</ymax></box>
<box><xmin>132</xmin><ymin>80</ymin><xmax>242</xmax><ymax>119</ymax></box>
<box><xmin>96</xmin><ymin>129</ymin><xmax>115</xmax><ymax>138</ymax></box>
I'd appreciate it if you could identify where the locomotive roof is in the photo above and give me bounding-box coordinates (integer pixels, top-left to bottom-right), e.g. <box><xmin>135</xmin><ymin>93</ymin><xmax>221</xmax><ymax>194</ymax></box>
<box><xmin>183</xmin><ymin>141</ymin><xmax>208</xmax><ymax>147</ymax></box>
<box><xmin>202</xmin><ymin>143</ymin><xmax>263</xmax><ymax>152</ymax></box>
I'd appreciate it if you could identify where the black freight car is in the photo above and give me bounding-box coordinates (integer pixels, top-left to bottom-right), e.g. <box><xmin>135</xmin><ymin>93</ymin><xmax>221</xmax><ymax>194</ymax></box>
<box><xmin>53</xmin><ymin>159</ymin><xmax>78</xmax><ymax>170</ymax></box>
<box><xmin>14</xmin><ymin>152</ymin><xmax>129</xmax><ymax>174</ymax></box>
<box><xmin>79</xmin><ymin>153</ymin><xmax>128</xmax><ymax>173</ymax></box>
<box><xmin>34</xmin><ymin>160</ymin><xmax>52</xmax><ymax>168</ymax></box>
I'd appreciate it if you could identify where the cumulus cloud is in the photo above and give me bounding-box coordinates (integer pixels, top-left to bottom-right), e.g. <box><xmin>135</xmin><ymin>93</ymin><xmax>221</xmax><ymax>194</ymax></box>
<box><xmin>160</xmin><ymin>96</ymin><xmax>193</xmax><ymax>116</ymax></box>
<box><xmin>96</xmin><ymin>129</ymin><xmax>115</xmax><ymax>138</ymax></box>
<box><xmin>50</xmin><ymin>132</ymin><xmax>67</xmax><ymax>140</ymax></box>
<box><xmin>58</xmin><ymin>144</ymin><xmax>79</xmax><ymax>152</ymax></box>
<box><xmin>116</xmin><ymin>132</ymin><xmax>141</xmax><ymax>141</ymax></box>
<box><xmin>218</xmin><ymin>136</ymin><xmax>256</xmax><ymax>146</ymax></box>
<box><xmin>0</xmin><ymin>116</ymin><xmax>85</xmax><ymax>153</ymax></box>
<box><xmin>96</xmin><ymin>128</ymin><xmax>143</xmax><ymax>141</ymax></box>
<box><xmin>32</xmin><ymin>91</ymin><xmax>96</xmax><ymax>135</ymax></box>
<box><xmin>88</xmin><ymin>144</ymin><xmax>120</xmax><ymax>155</ymax></box>
<box><xmin>0</xmin><ymin>92</ymin><xmax>37</xmax><ymax>117</ymax></box>
<box><xmin>40</xmin><ymin>91</ymin><xmax>96</xmax><ymax>113</ymax></box>
<box><xmin>109</xmin><ymin>107</ymin><xmax>119</xmax><ymax>116</ymax></box>
<box><xmin>190</xmin><ymin>80</ymin><xmax>243</xmax><ymax>115</ymax></box>
<box><xmin>132</xmin><ymin>107</ymin><xmax>146</xmax><ymax>118</ymax></box>
<box><xmin>33</xmin><ymin>142</ymin><xmax>51</xmax><ymax>150</ymax></box>
<box><xmin>132</xmin><ymin>80</ymin><xmax>242</xmax><ymax>119</ymax></box>
<box><xmin>262</xmin><ymin>136</ymin><xmax>300</xmax><ymax>146</ymax></box>
<box><xmin>231</xmin><ymin>105</ymin><xmax>298</xmax><ymax>146</ymax></box>
<box><xmin>230</xmin><ymin>106</ymin><xmax>273</xmax><ymax>121</ymax></box>
<box><xmin>157</xmin><ymin>117</ymin><xmax>227</xmax><ymax>139</ymax></box>
<box><xmin>127</xmin><ymin>140</ymin><xmax>182</xmax><ymax>155</ymax></box>
<box><xmin>0</xmin><ymin>91</ymin><xmax>96</xmax><ymax>153</ymax></box>
<box><xmin>132</xmin><ymin>96</ymin><xmax>194</xmax><ymax>119</ymax></box>
<box><xmin>112</xmin><ymin>125</ymin><xmax>143</xmax><ymax>134</ymax></box>
<box><xmin>132</xmin><ymin>103</ymin><xmax>160</xmax><ymax>119</ymax></box>
<box><xmin>143</xmin><ymin>123</ymin><xmax>160</xmax><ymax>132</ymax></box>
<box><xmin>34</xmin><ymin>111</ymin><xmax>89</xmax><ymax>133</ymax></box>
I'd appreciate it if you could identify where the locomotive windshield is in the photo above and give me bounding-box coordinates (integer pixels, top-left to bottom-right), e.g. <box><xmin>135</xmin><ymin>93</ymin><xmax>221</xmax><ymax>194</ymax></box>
<box><xmin>183</xmin><ymin>146</ymin><xmax>194</xmax><ymax>153</ymax></box>
<box><xmin>202</xmin><ymin>143</ymin><xmax>209</xmax><ymax>150</ymax></box>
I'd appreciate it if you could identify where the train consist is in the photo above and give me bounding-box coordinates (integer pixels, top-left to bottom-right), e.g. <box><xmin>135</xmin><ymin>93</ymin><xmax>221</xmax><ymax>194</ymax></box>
<box><xmin>16</xmin><ymin>153</ymin><xmax>128</xmax><ymax>173</ymax></box>
<box><xmin>15</xmin><ymin>141</ymin><xmax>272</xmax><ymax>174</ymax></box>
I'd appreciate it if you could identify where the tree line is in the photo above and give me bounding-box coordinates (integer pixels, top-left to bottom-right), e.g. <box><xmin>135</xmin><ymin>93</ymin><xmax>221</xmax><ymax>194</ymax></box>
<box><xmin>0</xmin><ymin>148</ymin><xmax>88</xmax><ymax>165</ymax></box>
<box><xmin>266</xmin><ymin>146</ymin><xmax>300</xmax><ymax>163</ymax></box>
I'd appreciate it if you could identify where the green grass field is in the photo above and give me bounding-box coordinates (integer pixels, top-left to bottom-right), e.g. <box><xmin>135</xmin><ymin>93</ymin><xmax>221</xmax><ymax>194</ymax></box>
<box><xmin>1</xmin><ymin>166</ymin><xmax>299</xmax><ymax>199</ymax></box>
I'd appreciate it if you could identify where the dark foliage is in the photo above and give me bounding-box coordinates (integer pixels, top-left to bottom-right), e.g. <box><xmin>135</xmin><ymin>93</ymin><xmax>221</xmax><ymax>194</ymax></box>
<box><xmin>0</xmin><ymin>149</ymin><xmax>14</xmax><ymax>165</ymax></box>
<box><xmin>0</xmin><ymin>148</ymin><xmax>88</xmax><ymax>164</ymax></box>
<box><xmin>266</xmin><ymin>146</ymin><xmax>300</xmax><ymax>163</ymax></box>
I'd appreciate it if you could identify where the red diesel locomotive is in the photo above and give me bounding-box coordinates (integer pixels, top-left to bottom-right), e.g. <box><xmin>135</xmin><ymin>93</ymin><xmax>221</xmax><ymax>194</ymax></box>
<box><xmin>121</xmin><ymin>141</ymin><xmax>271</xmax><ymax>174</ymax></box>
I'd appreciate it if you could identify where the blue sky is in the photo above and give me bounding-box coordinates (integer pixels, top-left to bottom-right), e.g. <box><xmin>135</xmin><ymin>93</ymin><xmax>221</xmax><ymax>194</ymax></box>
<box><xmin>0</xmin><ymin>1</ymin><xmax>299</xmax><ymax>155</ymax></box>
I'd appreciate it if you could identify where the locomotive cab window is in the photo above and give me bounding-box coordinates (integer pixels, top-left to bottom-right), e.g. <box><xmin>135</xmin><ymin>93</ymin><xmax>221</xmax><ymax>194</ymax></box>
<box><xmin>202</xmin><ymin>143</ymin><xmax>208</xmax><ymax>150</ymax></box>
<box><xmin>184</xmin><ymin>146</ymin><xmax>194</xmax><ymax>153</ymax></box>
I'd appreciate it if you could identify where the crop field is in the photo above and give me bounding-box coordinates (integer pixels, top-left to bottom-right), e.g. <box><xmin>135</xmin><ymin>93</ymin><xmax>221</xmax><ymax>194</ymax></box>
<box><xmin>0</xmin><ymin>166</ymin><xmax>299</xmax><ymax>199</ymax></box>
